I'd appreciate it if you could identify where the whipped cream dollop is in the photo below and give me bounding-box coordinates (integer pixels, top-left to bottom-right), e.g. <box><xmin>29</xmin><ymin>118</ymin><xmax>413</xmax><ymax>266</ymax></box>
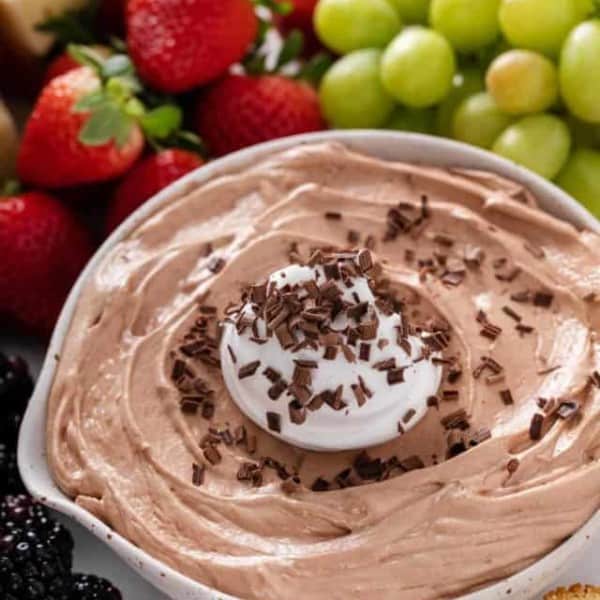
<box><xmin>220</xmin><ymin>249</ymin><xmax>442</xmax><ymax>451</ymax></box>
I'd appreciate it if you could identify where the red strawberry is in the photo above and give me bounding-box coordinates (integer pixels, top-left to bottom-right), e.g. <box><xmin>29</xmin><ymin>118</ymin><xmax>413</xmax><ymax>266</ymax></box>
<box><xmin>277</xmin><ymin>0</ymin><xmax>322</xmax><ymax>56</ymax></box>
<box><xmin>43</xmin><ymin>53</ymin><xmax>80</xmax><ymax>86</ymax></box>
<box><xmin>126</xmin><ymin>0</ymin><xmax>258</xmax><ymax>93</ymax></box>
<box><xmin>0</xmin><ymin>191</ymin><xmax>94</xmax><ymax>337</ymax></box>
<box><xmin>106</xmin><ymin>149</ymin><xmax>204</xmax><ymax>233</ymax></box>
<box><xmin>18</xmin><ymin>67</ymin><xmax>144</xmax><ymax>188</ymax></box>
<box><xmin>195</xmin><ymin>74</ymin><xmax>324</xmax><ymax>156</ymax></box>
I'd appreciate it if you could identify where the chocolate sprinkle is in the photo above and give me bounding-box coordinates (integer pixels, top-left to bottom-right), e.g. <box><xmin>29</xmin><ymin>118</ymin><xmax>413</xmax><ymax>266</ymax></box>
<box><xmin>529</xmin><ymin>413</ymin><xmax>544</xmax><ymax>440</ymax></box>
<box><xmin>311</xmin><ymin>477</ymin><xmax>330</xmax><ymax>492</ymax></box>
<box><xmin>387</xmin><ymin>368</ymin><xmax>405</xmax><ymax>385</ymax></box>
<box><xmin>533</xmin><ymin>291</ymin><xmax>554</xmax><ymax>308</ymax></box>
<box><xmin>266</xmin><ymin>411</ymin><xmax>281</xmax><ymax>433</ymax></box>
<box><xmin>507</xmin><ymin>458</ymin><xmax>520</xmax><ymax>474</ymax></box>
<box><xmin>192</xmin><ymin>463</ymin><xmax>205</xmax><ymax>486</ymax></box>
<box><xmin>325</xmin><ymin>211</ymin><xmax>342</xmax><ymax>220</ymax></box>
<box><xmin>203</xmin><ymin>445</ymin><xmax>221</xmax><ymax>465</ymax></box>
<box><xmin>289</xmin><ymin>400</ymin><xmax>307</xmax><ymax>425</ymax></box>
<box><xmin>238</xmin><ymin>361</ymin><xmax>261</xmax><ymax>379</ymax></box>
<box><xmin>499</xmin><ymin>389</ymin><xmax>514</xmax><ymax>405</ymax></box>
<box><xmin>502</xmin><ymin>306</ymin><xmax>522</xmax><ymax>322</ymax></box>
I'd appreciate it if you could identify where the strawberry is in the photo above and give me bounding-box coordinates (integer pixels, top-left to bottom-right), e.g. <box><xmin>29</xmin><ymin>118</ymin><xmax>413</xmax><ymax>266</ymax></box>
<box><xmin>106</xmin><ymin>149</ymin><xmax>204</xmax><ymax>233</ymax></box>
<box><xmin>195</xmin><ymin>74</ymin><xmax>324</xmax><ymax>156</ymax></box>
<box><xmin>43</xmin><ymin>53</ymin><xmax>81</xmax><ymax>86</ymax></box>
<box><xmin>0</xmin><ymin>190</ymin><xmax>94</xmax><ymax>337</ymax></box>
<box><xmin>126</xmin><ymin>0</ymin><xmax>259</xmax><ymax>93</ymax></box>
<box><xmin>276</xmin><ymin>0</ymin><xmax>322</xmax><ymax>56</ymax></box>
<box><xmin>18</xmin><ymin>67</ymin><xmax>144</xmax><ymax>188</ymax></box>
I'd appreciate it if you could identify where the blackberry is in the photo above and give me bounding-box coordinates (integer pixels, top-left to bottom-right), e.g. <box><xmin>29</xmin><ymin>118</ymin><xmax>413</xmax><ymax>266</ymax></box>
<box><xmin>0</xmin><ymin>495</ymin><xmax>74</xmax><ymax>600</ymax></box>
<box><xmin>70</xmin><ymin>574</ymin><xmax>122</xmax><ymax>600</ymax></box>
<box><xmin>0</xmin><ymin>444</ymin><xmax>26</xmax><ymax>496</ymax></box>
<box><xmin>0</xmin><ymin>353</ymin><xmax>34</xmax><ymax>445</ymax></box>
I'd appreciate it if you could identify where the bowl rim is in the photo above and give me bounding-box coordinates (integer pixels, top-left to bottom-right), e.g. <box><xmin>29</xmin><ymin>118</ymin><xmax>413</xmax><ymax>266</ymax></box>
<box><xmin>18</xmin><ymin>130</ymin><xmax>600</xmax><ymax>600</ymax></box>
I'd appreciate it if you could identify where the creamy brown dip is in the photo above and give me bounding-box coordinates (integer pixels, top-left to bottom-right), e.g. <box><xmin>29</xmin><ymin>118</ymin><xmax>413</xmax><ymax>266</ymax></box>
<box><xmin>47</xmin><ymin>143</ymin><xmax>600</xmax><ymax>599</ymax></box>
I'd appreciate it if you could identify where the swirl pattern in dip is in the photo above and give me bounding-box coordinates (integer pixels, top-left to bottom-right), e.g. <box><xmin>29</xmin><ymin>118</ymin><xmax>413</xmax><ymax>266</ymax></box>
<box><xmin>47</xmin><ymin>143</ymin><xmax>600</xmax><ymax>600</ymax></box>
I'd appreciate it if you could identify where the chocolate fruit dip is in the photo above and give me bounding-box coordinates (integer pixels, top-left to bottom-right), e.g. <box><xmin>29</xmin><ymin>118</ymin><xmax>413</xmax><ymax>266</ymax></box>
<box><xmin>47</xmin><ymin>142</ymin><xmax>600</xmax><ymax>599</ymax></box>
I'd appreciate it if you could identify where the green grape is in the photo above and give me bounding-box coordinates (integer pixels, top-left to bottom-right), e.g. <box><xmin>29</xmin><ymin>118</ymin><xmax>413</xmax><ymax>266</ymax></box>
<box><xmin>388</xmin><ymin>0</ymin><xmax>431</xmax><ymax>23</ymax></box>
<box><xmin>435</xmin><ymin>67</ymin><xmax>485</xmax><ymax>136</ymax></box>
<box><xmin>319</xmin><ymin>50</ymin><xmax>395</xmax><ymax>129</ymax></box>
<box><xmin>492</xmin><ymin>114</ymin><xmax>572</xmax><ymax>179</ymax></box>
<box><xmin>557</xmin><ymin>148</ymin><xmax>600</xmax><ymax>216</ymax></box>
<box><xmin>430</xmin><ymin>0</ymin><xmax>501</xmax><ymax>53</ymax></box>
<box><xmin>486</xmin><ymin>50</ymin><xmax>559</xmax><ymax>114</ymax></box>
<box><xmin>385</xmin><ymin>106</ymin><xmax>436</xmax><ymax>133</ymax></box>
<box><xmin>560</xmin><ymin>20</ymin><xmax>600</xmax><ymax>124</ymax></box>
<box><xmin>574</xmin><ymin>0</ymin><xmax>594</xmax><ymax>19</ymax></box>
<box><xmin>381</xmin><ymin>27</ymin><xmax>456</xmax><ymax>108</ymax></box>
<box><xmin>315</xmin><ymin>0</ymin><xmax>402</xmax><ymax>55</ymax></box>
<box><xmin>452</xmin><ymin>92</ymin><xmax>514</xmax><ymax>148</ymax></box>
<box><xmin>499</xmin><ymin>0</ymin><xmax>581</xmax><ymax>56</ymax></box>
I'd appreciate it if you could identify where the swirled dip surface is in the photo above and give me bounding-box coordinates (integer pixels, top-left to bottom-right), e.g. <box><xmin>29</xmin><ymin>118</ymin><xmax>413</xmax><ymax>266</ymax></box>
<box><xmin>47</xmin><ymin>143</ymin><xmax>600</xmax><ymax>600</ymax></box>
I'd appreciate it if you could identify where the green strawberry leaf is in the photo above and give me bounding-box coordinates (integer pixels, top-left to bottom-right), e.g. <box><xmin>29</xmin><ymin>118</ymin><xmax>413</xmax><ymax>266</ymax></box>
<box><xmin>73</xmin><ymin>90</ymin><xmax>108</xmax><ymax>113</ymax></box>
<box><xmin>1</xmin><ymin>180</ymin><xmax>21</xmax><ymax>197</ymax></box>
<box><xmin>79</xmin><ymin>102</ymin><xmax>130</xmax><ymax>147</ymax></box>
<box><xmin>140</xmin><ymin>105</ymin><xmax>183</xmax><ymax>140</ymax></box>
<box><xmin>101</xmin><ymin>54</ymin><xmax>133</xmax><ymax>79</ymax></box>
<box><xmin>114</xmin><ymin>116</ymin><xmax>136</xmax><ymax>149</ymax></box>
<box><xmin>276</xmin><ymin>29</ymin><xmax>304</xmax><ymax>69</ymax></box>
<box><xmin>254</xmin><ymin>0</ymin><xmax>293</xmax><ymax>16</ymax></box>
<box><xmin>299</xmin><ymin>52</ymin><xmax>333</xmax><ymax>86</ymax></box>
<box><xmin>68</xmin><ymin>44</ymin><xmax>105</xmax><ymax>70</ymax></box>
<box><xmin>173</xmin><ymin>131</ymin><xmax>207</xmax><ymax>157</ymax></box>
<box><xmin>36</xmin><ymin>0</ymin><xmax>99</xmax><ymax>45</ymax></box>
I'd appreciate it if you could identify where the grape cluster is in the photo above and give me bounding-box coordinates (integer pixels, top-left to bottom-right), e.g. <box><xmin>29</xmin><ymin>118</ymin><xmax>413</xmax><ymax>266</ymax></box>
<box><xmin>315</xmin><ymin>0</ymin><xmax>600</xmax><ymax>215</ymax></box>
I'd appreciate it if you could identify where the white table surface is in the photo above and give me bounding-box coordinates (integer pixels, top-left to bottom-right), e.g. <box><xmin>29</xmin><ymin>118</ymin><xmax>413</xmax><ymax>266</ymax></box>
<box><xmin>3</xmin><ymin>335</ymin><xmax>599</xmax><ymax>599</ymax></box>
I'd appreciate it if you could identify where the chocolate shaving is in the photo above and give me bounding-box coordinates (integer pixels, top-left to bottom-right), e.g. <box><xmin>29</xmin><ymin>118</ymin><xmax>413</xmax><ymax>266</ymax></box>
<box><xmin>266</xmin><ymin>412</ymin><xmax>281</xmax><ymax>433</ymax></box>
<box><xmin>373</xmin><ymin>358</ymin><xmax>396</xmax><ymax>371</ymax></box>
<box><xmin>441</xmin><ymin>409</ymin><xmax>469</xmax><ymax>430</ymax></box>
<box><xmin>359</xmin><ymin>343</ymin><xmax>371</xmax><ymax>362</ymax></box>
<box><xmin>347</xmin><ymin>230</ymin><xmax>360</xmax><ymax>244</ymax></box>
<box><xmin>268</xmin><ymin>379</ymin><xmax>288</xmax><ymax>400</ymax></box>
<box><xmin>325</xmin><ymin>211</ymin><xmax>342</xmax><ymax>220</ymax></box>
<box><xmin>239</xmin><ymin>361</ymin><xmax>260</xmax><ymax>379</ymax></box>
<box><xmin>387</xmin><ymin>368</ymin><xmax>406</xmax><ymax>385</ymax></box>
<box><xmin>323</xmin><ymin>346</ymin><xmax>338</xmax><ymax>360</ymax></box>
<box><xmin>510</xmin><ymin>290</ymin><xmax>531</xmax><ymax>303</ymax></box>
<box><xmin>557</xmin><ymin>401</ymin><xmax>579</xmax><ymax>420</ymax></box>
<box><xmin>293</xmin><ymin>365</ymin><xmax>312</xmax><ymax>387</ymax></box>
<box><xmin>402</xmin><ymin>408</ymin><xmax>416</xmax><ymax>423</ymax></box>
<box><xmin>201</xmin><ymin>400</ymin><xmax>215</xmax><ymax>420</ymax></box>
<box><xmin>311</xmin><ymin>477</ymin><xmax>330</xmax><ymax>492</ymax></box>
<box><xmin>203</xmin><ymin>445</ymin><xmax>221</xmax><ymax>465</ymax></box>
<box><xmin>399</xmin><ymin>456</ymin><xmax>425</xmax><ymax>471</ymax></box>
<box><xmin>499</xmin><ymin>389</ymin><xmax>514</xmax><ymax>405</ymax></box>
<box><xmin>502</xmin><ymin>306</ymin><xmax>522</xmax><ymax>322</ymax></box>
<box><xmin>442</xmin><ymin>389</ymin><xmax>459</xmax><ymax>401</ymax></box>
<box><xmin>529</xmin><ymin>413</ymin><xmax>544</xmax><ymax>441</ymax></box>
<box><xmin>507</xmin><ymin>458</ymin><xmax>520</xmax><ymax>474</ymax></box>
<box><xmin>208</xmin><ymin>256</ymin><xmax>226</xmax><ymax>274</ymax></box>
<box><xmin>192</xmin><ymin>463</ymin><xmax>205</xmax><ymax>486</ymax></box>
<box><xmin>289</xmin><ymin>400</ymin><xmax>307</xmax><ymax>425</ymax></box>
<box><xmin>533</xmin><ymin>291</ymin><xmax>554</xmax><ymax>308</ymax></box>
<box><xmin>447</xmin><ymin>431</ymin><xmax>466</xmax><ymax>458</ymax></box>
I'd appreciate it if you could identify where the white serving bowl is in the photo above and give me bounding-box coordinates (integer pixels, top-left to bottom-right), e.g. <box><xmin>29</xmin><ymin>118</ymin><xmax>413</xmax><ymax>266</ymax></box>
<box><xmin>19</xmin><ymin>131</ymin><xmax>600</xmax><ymax>600</ymax></box>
